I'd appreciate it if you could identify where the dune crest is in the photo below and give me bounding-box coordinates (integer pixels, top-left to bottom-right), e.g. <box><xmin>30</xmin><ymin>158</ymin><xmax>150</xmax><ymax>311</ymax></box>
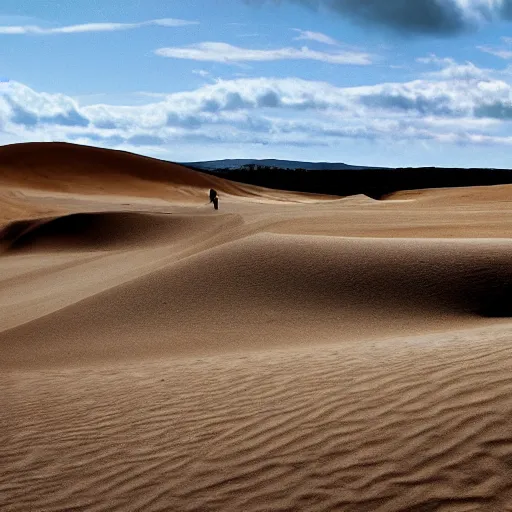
<box><xmin>1</xmin><ymin>211</ymin><xmax>237</xmax><ymax>252</ymax></box>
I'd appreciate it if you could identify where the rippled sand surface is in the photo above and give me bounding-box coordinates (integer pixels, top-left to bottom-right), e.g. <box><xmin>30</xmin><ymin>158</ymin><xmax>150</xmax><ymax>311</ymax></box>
<box><xmin>3</xmin><ymin>142</ymin><xmax>512</xmax><ymax>511</ymax></box>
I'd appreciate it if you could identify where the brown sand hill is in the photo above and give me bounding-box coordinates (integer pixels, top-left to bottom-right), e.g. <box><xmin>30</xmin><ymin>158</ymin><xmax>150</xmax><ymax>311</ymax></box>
<box><xmin>2</xmin><ymin>232</ymin><xmax>512</xmax><ymax>368</ymax></box>
<box><xmin>385</xmin><ymin>182</ymin><xmax>512</xmax><ymax>204</ymax></box>
<box><xmin>0</xmin><ymin>141</ymin><xmax>232</xmax><ymax>195</ymax></box>
<box><xmin>3</xmin><ymin>142</ymin><xmax>512</xmax><ymax>511</ymax></box>
<box><xmin>0</xmin><ymin>142</ymin><xmax>328</xmax><ymax>215</ymax></box>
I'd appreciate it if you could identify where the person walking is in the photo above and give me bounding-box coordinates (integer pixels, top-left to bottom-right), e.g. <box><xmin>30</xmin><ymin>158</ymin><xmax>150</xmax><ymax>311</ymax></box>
<box><xmin>209</xmin><ymin>189</ymin><xmax>219</xmax><ymax>210</ymax></box>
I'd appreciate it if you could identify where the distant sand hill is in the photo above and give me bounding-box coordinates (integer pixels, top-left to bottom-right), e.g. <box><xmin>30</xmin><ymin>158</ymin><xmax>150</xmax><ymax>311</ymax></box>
<box><xmin>3</xmin><ymin>142</ymin><xmax>512</xmax><ymax>511</ymax></box>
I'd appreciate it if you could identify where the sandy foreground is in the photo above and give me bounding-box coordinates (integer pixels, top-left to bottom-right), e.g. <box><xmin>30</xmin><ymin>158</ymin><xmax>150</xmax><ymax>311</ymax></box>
<box><xmin>3</xmin><ymin>144</ymin><xmax>512</xmax><ymax>511</ymax></box>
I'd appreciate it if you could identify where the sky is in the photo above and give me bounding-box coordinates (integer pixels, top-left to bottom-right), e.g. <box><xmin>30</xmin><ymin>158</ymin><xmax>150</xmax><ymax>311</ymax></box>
<box><xmin>3</xmin><ymin>1</ymin><xmax>512</xmax><ymax>167</ymax></box>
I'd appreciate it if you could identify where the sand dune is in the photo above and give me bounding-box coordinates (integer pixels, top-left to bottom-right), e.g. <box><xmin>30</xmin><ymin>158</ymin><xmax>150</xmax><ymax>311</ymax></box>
<box><xmin>385</xmin><ymin>183</ymin><xmax>512</xmax><ymax>204</ymax></box>
<box><xmin>0</xmin><ymin>141</ymin><xmax>232</xmax><ymax>196</ymax></box>
<box><xmin>4</xmin><ymin>330</ymin><xmax>512</xmax><ymax>511</ymax></box>
<box><xmin>2</xmin><ymin>233</ymin><xmax>512</xmax><ymax>369</ymax></box>
<box><xmin>4</xmin><ymin>142</ymin><xmax>512</xmax><ymax>511</ymax></box>
<box><xmin>0</xmin><ymin>142</ymin><xmax>329</xmax><ymax>216</ymax></box>
<box><xmin>1</xmin><ymin>211</ymin><xmax>231</xmax><ymax>252</ymax></box>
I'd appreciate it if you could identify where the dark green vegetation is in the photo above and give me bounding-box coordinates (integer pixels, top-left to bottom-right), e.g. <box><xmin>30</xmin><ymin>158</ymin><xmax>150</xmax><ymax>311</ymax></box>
<box><xmin>190</xmin><ymin>164</ymin><xmax>512</xmax><ymax>199</ymax></box>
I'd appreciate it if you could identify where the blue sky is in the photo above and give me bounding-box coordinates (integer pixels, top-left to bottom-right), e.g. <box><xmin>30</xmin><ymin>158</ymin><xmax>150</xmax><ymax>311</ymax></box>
<box><xmin>3</xmin><ymin>0</ymin><xmax>512</xmax><ymax>167</ymax></box>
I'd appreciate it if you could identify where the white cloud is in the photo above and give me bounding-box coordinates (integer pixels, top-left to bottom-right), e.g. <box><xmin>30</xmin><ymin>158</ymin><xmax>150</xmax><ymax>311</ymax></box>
<box><xmin>0</xmin><ymin>18</ymin><xmax>198</xmax><ymax>35</ymax></box>
<box><xmin>416</xmin><ymin>55</ymin><xmax>454</xmax><ymax>66</ymax></box>
<box><xmin>192</xmin><ymin>69</ymin><xmax>211</xmax><ymax>77</ymax></box>
<box><xmin>417</xmin><ymin>54</ymin><xmax>491</xmax><ymax>79</ymax></box>
<box><xmin>3</xmin><ymin>58</ymin><xmax>512</xmax><ymax>152</ymax></box>
<box><xmin>292</xmin><ymin>29</ymin><xmax>339</xmax><ymax>46</ymax></box>
<box><xmin>475</xmin><ymin>34</ymin><xmax>512</xmax><ymax>60</ymax></box>
<box><xmin>478</xmin><ymin>45</ymin><xmax>512</xmax><ymax>59</ymax></box>
<box><xmin>155</xmin><ymin>42</ymin><xmax>372</xmax><ymax>65</ymax></box>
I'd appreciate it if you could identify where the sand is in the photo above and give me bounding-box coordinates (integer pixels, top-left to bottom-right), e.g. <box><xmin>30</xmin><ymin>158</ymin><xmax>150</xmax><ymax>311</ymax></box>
<box><xmin>3</xmin><ymin>143</ymin><xmax>512</xmax><ymax>511</ymax></box>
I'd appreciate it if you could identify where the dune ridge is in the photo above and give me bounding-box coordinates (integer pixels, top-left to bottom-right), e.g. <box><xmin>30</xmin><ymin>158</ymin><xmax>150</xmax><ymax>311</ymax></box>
<box><xmin>1</xmin><ymin>211</ymin><xmax>234</xmax><ymax>251</ymax></box>
<box><xmin>3</xmin><ymin>142</ymin><xmax>512</xmax><ymax>511</ymax></box>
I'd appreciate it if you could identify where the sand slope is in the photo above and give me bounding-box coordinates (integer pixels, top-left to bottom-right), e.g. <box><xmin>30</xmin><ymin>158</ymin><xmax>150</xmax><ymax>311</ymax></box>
<box><xmin>385</xmin><ymin>183</ymin><xmax>512</xmax><ymax>204</ymax></box>
<box><xmin>3</xmin><ymin>142</ymin><xmax>512</xmax><ymax>511</ymax></box>
<box><xmin>0</xmin><ymin>142</ymin><xmax>329</xmax><ymax>218</ymax></box>
<box><xmin>4</xmin><ymin>330</ymin><xmax>512</xmax><ymax>511</ymax></box>
<box><xmin>2</xmin><ymin>232</ymin><xmax>512</xmax><ymax>369</ymax></box>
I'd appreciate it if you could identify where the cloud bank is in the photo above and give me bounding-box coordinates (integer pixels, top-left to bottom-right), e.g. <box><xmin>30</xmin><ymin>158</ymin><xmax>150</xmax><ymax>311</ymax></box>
<box><xmin>1</xmin><ymin>56</ymin><xmax>512</xmax><ymax>153</ymax></box>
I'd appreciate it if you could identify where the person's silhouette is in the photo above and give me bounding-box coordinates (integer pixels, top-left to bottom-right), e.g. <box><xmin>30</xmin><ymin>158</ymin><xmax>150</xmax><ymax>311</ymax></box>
<box><xmin>209</xmin><ymin>189</ymin><xmax>219</xmax><ymax>210</ymax></box>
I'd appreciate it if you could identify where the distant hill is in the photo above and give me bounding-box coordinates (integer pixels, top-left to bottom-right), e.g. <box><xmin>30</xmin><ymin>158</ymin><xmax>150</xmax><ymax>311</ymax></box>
<box><xmin>183</xmin><ymin>159</ymin><xmax>380</xmax><ymax>171</ymax></box>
